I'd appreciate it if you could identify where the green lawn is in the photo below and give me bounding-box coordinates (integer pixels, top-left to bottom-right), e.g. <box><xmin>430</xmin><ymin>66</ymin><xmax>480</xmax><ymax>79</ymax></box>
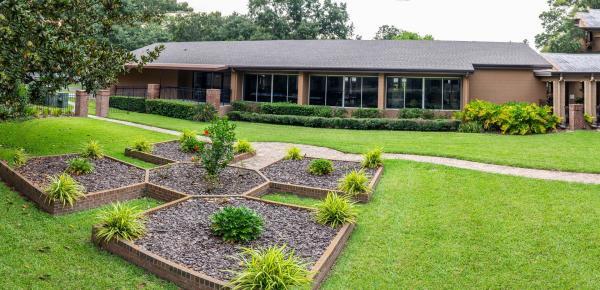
<box><xmin>261</xmin><ymin>193</ymin><xmax>322</xmax><ymax>208</ymax></box>
<box><xmin>106</xmin><ymin>109</ymin><xmax>600</xmax><ymax>173</ymax></box>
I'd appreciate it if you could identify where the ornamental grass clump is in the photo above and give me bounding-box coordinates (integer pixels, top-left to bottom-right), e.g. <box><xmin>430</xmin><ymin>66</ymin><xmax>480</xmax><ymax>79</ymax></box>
<box><xmin>179</xmin><ymin>129</ymin><xmax>204</xmax><ymax>153</ymax></box>
<box><xmin>66</xmin><ymin>157</ymin><xmax>95</xmax><ymax>175</ymax></box>
<box><xmin>308</xmin><ymin>159</ymin><xmax>334</xmax><ymax>176</ymax></box>
<box><xmin>229</xmin><ymin>245</ymin><xmax>312</xmax><ymax>290</ymax></box>
<box><xmin>45</xmin><ymin>173</ymin><xmax>85</xmax><ymax>206</ymax></box>
<box><xmin>284</xmin><ymin>147</ymin><xmax>303</xmax><ymax>160</ymax></box>
<box><xmin>132</xmin><ymin>139</ymin><xmax>153</xmax><ymax>153</ymax></box>
<box><xmin>199</xmin><ymin>118</ymin><xmax>236</xmax><ymax>181</ymax></box>
<box><xmin>338</xmin><ymin>170</ymin><xmax>371</xmax><ymax>196</ymax></box>
<box><xmin>362</xmin><ymin>148</ymin><xmax>383</xmax><ymax>169</ymax></box>
<box><xmin>95</xmin><ymin>202</ymin><xmax>147</xmax><ymax>243</ymax></box>
<box><xmin>315</xmin><ymin>192</ymin><xmax>357</xmax><ymax>228</ymax></box>
<box><xmin>11</xmin><ymin>148</ymin><xmax>28</xmax><ymax>167</ymax></box>
<box><xmin>234</xmin><ymin>139</ymin><xmax>255</xmax><ymax>154</ymax></box>
<box><xmin>210</xmin><ymin>206</ymin><xmax>264</xmax><ymax>243</ymax></box>
<box><xmin>81</xmin><ymin>140</ymin><xmax>104</xmax><ymax>159</ymax></box>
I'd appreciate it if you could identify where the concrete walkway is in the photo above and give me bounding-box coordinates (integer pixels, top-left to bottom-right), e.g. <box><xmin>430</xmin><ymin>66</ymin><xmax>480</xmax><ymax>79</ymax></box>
<box><xmin>92</xmin><ymin>116</ymin><xmax>600</xmax><ymax>185</ymax></box>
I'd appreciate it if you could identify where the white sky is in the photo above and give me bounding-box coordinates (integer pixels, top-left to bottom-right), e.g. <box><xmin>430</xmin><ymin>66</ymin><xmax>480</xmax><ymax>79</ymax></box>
<box><xmin>185</xmin><ymin>0</ymin><xmax>549</xmax><ymax>49</ymax></box>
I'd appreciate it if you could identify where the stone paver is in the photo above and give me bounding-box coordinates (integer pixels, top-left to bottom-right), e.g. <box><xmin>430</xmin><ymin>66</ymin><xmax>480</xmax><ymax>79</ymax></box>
<box><xmin>91</xmin><ymin>116</ymin><xmax>600</xmax><ymax>185</ymax></box>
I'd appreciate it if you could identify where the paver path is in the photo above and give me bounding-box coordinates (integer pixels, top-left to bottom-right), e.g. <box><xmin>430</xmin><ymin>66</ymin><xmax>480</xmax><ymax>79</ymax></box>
<box><xmin>92</xmin><ymin>116</ymin><xmax>600</xmax><ymax>185</ymax></box>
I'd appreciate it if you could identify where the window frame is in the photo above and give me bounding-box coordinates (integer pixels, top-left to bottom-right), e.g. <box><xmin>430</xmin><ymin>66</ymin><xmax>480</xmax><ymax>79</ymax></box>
<box><xmin>242</xmin><ymin>73</ymin><xmax>299</xmax><ymax>103</ymax></box>
<box><xmin>385</xmin><ymin>76</ymin><xmax>462</xmax><ymax>111</ymax></box>
<box><xmin>308</xmin><ymin>74</ymin><xmax>379</xmax><ymax>108</ymax></box>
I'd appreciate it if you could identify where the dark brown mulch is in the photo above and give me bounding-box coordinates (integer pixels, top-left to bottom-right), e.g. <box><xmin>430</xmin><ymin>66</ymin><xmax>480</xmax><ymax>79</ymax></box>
<box><xmin>152</xmin><ymin>141</ymin><xmax>199</xmax><ymax>163</ymax></box>
<box><xmin>16</xmin><ymin>154</ymin><xmax>146</xmax><ymax>193</ymax></box>
<box><xmin>134</xmin><ymin>197</ymin><xmax>338</xmax><ymax>281</ymax></box>
<box><xmin>260</xmin><ymin>157</ymin><xmax>376</xmax><ymax>189</ymax></box>
<box><xmin>149</xmin><ymin>163</ymin><xmax>265</xmax><ymax>196</ymax></box>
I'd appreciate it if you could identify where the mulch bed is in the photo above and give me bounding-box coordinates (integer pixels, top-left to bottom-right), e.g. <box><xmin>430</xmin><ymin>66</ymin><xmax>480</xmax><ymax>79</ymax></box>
<box><xmin>149</xmin><ymin>163</ymin><xmax>265</xmax><ymax>196</ymax></box>
<box><xmin>15</xmin><ymin>154</ymin><xmax>146</xmax><ymax>193</ymax></box>
<box><xmin>260</xmin><ymin>157</ymin><xmax>376</xmax><ymax>189</ymax></box>
<box><xmin>134</xmin><ymin>197</ymin><xmax>338</xmax><ymax>281</ymax></box>
<box><xmin>152</xmin><ymin>141</ymin><xmax>199</xmax><ymax>163</ymax></box>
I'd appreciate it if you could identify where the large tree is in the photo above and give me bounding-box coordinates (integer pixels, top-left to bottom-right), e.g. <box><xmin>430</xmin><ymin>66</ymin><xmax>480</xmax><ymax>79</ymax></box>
<box><xmin>0</xmin><ymin>0</ymin><xmax>163</xmax><ymax>117</ymax></box>
<box><xmin>169</xmin><ymin>12</ymin><xmax>269</xmax><ymax>42</ymax></box>
<box><xmin>536</xmin><ymin>0</ymin><xmax>600</xmax><ymax>52</ymax></box>
<box><xmin>374</xmin><ymin>25</ymin><xmax>434</xmax><ymax>40</ymax></box>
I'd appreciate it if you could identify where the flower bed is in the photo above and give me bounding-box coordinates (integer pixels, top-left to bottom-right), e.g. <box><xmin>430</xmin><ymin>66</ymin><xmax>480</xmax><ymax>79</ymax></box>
<box><xmin>125</xmin><ymin>140</ymin><xmax>255</xmax><ymax>165</ymax></box>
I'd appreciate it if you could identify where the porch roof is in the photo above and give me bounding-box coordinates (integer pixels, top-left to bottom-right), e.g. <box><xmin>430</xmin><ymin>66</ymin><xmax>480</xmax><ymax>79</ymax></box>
<box><xmin>537</xmin><ymin>53</ymin><xmax>600</xmax><ymax>76</ymax></box>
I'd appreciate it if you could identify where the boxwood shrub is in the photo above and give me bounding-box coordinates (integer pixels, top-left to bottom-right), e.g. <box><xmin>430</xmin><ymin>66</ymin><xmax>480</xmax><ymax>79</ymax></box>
<box><xmin>231</xmin><ymin>101</ymin><xmax>346</xmax><ymax>118</ymax></box>
<box><xmin>109</xmin><ymin>96</ymin><xmax>146</xmax><ymax>112</ymax></box>
<box><xmin>351</xmin><ymin>108</ymin><xmax>382</xmax><ymax>119</ymax></box>
<box><xmin>145</xmin><ymin>99</ymin><xmax>198</xmax><ymax>120</ymax></box>
<box><xmin>228</xmin><ymin>111</ymin><xmax>460</xmax><ymax>131</ymax></box>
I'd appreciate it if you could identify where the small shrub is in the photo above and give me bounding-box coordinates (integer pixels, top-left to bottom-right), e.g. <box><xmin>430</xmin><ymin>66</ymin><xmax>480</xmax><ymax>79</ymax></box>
<box><xmin>45</xmin><ymin>173</ymin><xmax>85</xmax><ymax>206</ymax></box>
<box><xmin>179</xmin><ymin>129</ymin><xmax>197</xmax><ymax>142</ymax></box>
<box><xmin>397</xmin><ymin>108</ymin><xmax>434</xmax><ymax>119</ymax></box>
<box><xmin>66</xmin><ymin>157</ymin><xmax>95</xmax><ymax>175</ymax></box>
<box><xmin>211</xmin><ymin>206</ymin><xmax>264</xmax><ymax>243</ymax></box>
<box><xmin>351</xmin><ymin>108</ymin><xmax>382</xmax><ymax>119</ymax></box>
<box><xmin>338</xmin><ymin>170</ymin><xmax>371</xmax><ymax>196</ymax></box>
<box><xmin>315</xmin><ymin>192</ymin><xmax>357</xmax><ymax>228</ymax></box>
<box><xmin>308</xmin><ymin>159</ymin><xmax>334</xmax><ymax>176</ymax></box>
<box><xmin>179</xmin><ymin>129</ymin><xmax>204</xmax><ymax>153</ymax></box>
<box><xmin>362</xmin><ymin>148</ymin><xmax>383</xmax><ymax>169</ymax></box>
<box><xmin>95</xmin><ymin>202</ymin><xmax>147</xmax><ymax>242</ymax></box>
<box><xmin>81</xmin><ymin>140</ymin><xmax>104</xmax><ymax>159</ymax></box>
<box><xmin>458</xmin><ymin>121</ymin><xmax>484</xmax><ymax>133</ymax></box>
<box><xmin>229</xmin><ymin>245</ymin><xmax>312</xmax><ymax>290</ymax></box>
<box><xmin>234</xmin><ymin>139</ymin><xmax>255</xmax><ymax>154</ymax></box>
<box><xmin>200</xmin><ymin>118</ymin><xmax>237</xmax><ymax>179</ymax></box>
<box><xmin>132</xmin><ymin>139</ymin><xmax>153</xmax><ymax>153</ymax></box>
<box><xmin>584</xmin><ymin>113</ymin><xmax>595</xmax><ymax>125</ymax></box>
<box><xmin>193</xmin><ymin>103</ymin><xmax>218</xmax><ymax>122</ymax></box>
<box><xmin>284</xmin><ymin>147</ymin><xmax>303</xmax><ymax>160</ymax></box>
<box><xmin>12</xmin><ymin>148</ymin><xmax>28</xmax><ymax>167</ymax></box>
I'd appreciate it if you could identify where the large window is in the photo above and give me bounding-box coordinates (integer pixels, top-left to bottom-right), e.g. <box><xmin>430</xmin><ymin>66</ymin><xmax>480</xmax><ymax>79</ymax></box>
<box><xmin>386</xmin><ymin>77</ymin><xmax>462</xmax><ymax>110</ymax></box>
<box><xmin>309</xmin><ymin>75</ymin><xmax>379</xmax><ymax>108</ymax></box>
<box><xmin>243</xmin><ymin>74</ymin><xmax>298</xmax><ymax>103</ymax></box>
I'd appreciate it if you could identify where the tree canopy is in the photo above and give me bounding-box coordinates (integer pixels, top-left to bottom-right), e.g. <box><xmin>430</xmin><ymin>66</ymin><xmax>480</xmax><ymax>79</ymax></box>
<box><xmin>374</xmin><ymin>25</ymin><xmax>434</xmax><ymax>40</ymax></box>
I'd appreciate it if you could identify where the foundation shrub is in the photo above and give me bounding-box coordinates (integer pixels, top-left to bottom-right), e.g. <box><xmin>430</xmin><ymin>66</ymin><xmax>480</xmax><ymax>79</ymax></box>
<box><xmin>81</xmin><ymin>140</ymin><xmax>104</xmax><ymax>159</ymax></box>
<box><xmin>338</xmin><ymin>170</ymin><xmax>371</xmax><ymax>196</ymax></box>
<box><xmin>66</xmin><ymin>157</ymin><xmax>94</xmax><ymax>175</ymax></box>
<box><xmin>145</xmin><ymin>99</ymin><xmax>198</xmax><ymax>120</ymax></box>
<box><xmin>193</xmin><ymin>103</ymin><xmax>218</xmax><ymax>122</ymax></box>
<box><xmin>308</xmin><ymin>159</ymin><xmax>334</xmax><ymax>176</ymax></box>
<box><xmin>200</xmin><ymin>117</ymin><xmax>236</xmax><ymax>179</ymax></box>
<box><xmin>584</xmin><ymin>113</ymin><xmax>595</xmax><ymax>125</ymax></box>
<box><xmin>234</xmin><ymin>139</ymin><xmax>255</xmax><ymax>154</ymax></box>
<box><xmin>132</xmin><ymin>139</ymin><xmax>153</xmax><ymax>153</ymax></box>
<box><xmin>231</xmin><ymin>100</ymin><xmax>261</xmax><ymax>113</ymax></box>
<box><xmin>458</xmin><ymin>121</ymin><xmax>485</xmax><ymax>133</ymax></box>
<box><xmin>95</xmin><ymin>202</ymin><xmax>147</xmax><ymax>242</ymax></box>
<box><xmin>229</xmin><ymin>245</ymin><xmax>312</xmax><ymax>290</ymax></box>
<box><xmin>108</xmin><ymin>96</ymin><xmax>146</xmax><ymax>112</ymax></box>
<box><xmin>227</xmin><ymin>111</ymin><xmax>460</xmax><ymax>131</ymax></box>
<box><xmin>315</xmin><ymin>192</ymin><xmax>357</xmax><ymax>228</ymax></box>
<box><xmin>11</xmin><ymin>148</ymin><xmax>28</xmax><ymax>168</ymax></box>
<box><xmin>210</xmin><ymin>206</ymin><xmax>264</xmax><ymax>243</ymax></box>
<box><xmin>362</xmin><ymin>148</ymin><xmax>383</xmax><ymax>169</ymax></box>
<box><xmin>351</xmin><ymin>108</ymin><xmax>382</xmax><ymax>119</ymax></box>
<box><xmin>397</xmin><ymin>108</ymin><xmax>435</xmax><ymax>119</ymax></box>
<box><xmin>284</xmin><ymin>147</ymin><xmax>303</xmax><ymax>160</ymax></box>
<box><xmin>45</xmin><ymin>173</ymin><xmax>85</xmax><ymax>206</ymax></box>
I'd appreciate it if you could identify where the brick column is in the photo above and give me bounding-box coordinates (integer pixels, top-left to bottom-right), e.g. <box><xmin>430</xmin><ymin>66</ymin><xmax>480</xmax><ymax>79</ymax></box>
<box><xmin>377</xmin><ymin>73</ymin><xmax>385</xmax><ymax>109</ymax></box>
<box><xmin>74</xmin><ymin>90</ymin><xmax>88</xmax><ymax>117</ymax></box>
<box><xmin>95</xmin><ymin>89</ymin><xmax>110</xmax><ymax>118</ymax></box>
<box><xmin>206</xmin><ymin>89</ymin><xmax>221</xmax><ymax>113</ymax></box>
<box><xmin>569</xmin><ymin>104</ymin><xmax>585</xmax><ymax>130</ymax></box>
<box><xmin>147</xmin><ymin>84</ymin><xmax>160</xmax><ymax>99</ymax></box>
<box><xmin>298</xmin><ymin>72</ymin><xmax>309</xmax><ymax>105</ymax></box>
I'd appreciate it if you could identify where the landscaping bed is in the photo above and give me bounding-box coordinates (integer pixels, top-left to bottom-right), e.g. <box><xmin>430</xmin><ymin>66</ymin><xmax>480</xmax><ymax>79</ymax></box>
<box><xmin>125</xmin><ymin>140</ymin><xmax>255</xmax><ymax>165</ymax></box>
<box><xmin>148</xmin><ymin>163</ymin><xmax>267</xmax><ymax>196</ymax></box>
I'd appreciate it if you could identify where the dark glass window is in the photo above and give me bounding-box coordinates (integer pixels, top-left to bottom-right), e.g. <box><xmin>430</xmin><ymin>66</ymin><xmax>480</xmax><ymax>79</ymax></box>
<box><xmin>362</xmin><ymin>77</ymin><xmax>378</xmax><ymax>108</ymax></box>
<box><xmin>288</xmin><ymin>76</ymin><xmax>298</xmax><ymax>103</ymax></box>
<box><xmin>343</xmin><ymin>77</ymin><xmax>361</xmax><ymax>107</ymax></box>
<box><xmin>386</xmin><ymin>77</ymin><xmax>404</xmax><ymax>109</ymax></box>
<box><xmin>425</xmin><ymin>79</ymin><xmax>443</xmax><ymax>109</ymax></box>
<box><xmin>243</xmin><ymin>74</ymin><xmax>257</xmax><ymax>101</ymax></box>
<box><xmin>327</xmin><ymin>76</ymin><xmax>344</xmax><ymax>106</ymax></box>
<box><xmin>405</xmin><ymin>78</ymin><xmax>423</xmax><ymax>108</ymax></box>
<box><xmin>309</xmin><ymin>76</ymin><xmax>326</xmax><ymax>105</ymax></box>
<box><xmin>272</xmin><ymin>75</ymin><xmax>288</xmax><ymax>102</ymax></box>
<box><xmin>256</xmin><ymin>74</ymin><xmax>272</xmax><ymax>102</ymax></box>
<box><xmin>443</xmin><ymin>79</ymin><xmax>461</xmax><ymax>110</ymax></box>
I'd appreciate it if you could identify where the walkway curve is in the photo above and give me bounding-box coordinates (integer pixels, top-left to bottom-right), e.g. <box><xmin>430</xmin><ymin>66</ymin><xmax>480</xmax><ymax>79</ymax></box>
<box><xmin>91</xmin><ymin>116</ymin><xmax>600</xmax><ymax>185</ymax></box>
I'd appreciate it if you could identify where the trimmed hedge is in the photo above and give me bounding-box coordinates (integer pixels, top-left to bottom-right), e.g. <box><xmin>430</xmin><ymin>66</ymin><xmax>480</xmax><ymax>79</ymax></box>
<box><xmin>109</xmin><ymin>96</ymin><xmax>146</xmax><ymax>112</ymax></box>
<box><xmin>228</xmin><ymin>111</ymin><xmax>460</xmax><ymax>131</ymax></box>
<box><xmin>231</xmin><ymin>101</ymin><xmax>346</xmax><ymax>118</ymax></box>
<box><xmin>351</xmin><ymin>108</ymin><xmax>382</xmax><ymax>119</ymax></box>
<box><xmin>145</xmin><ymin>99</ymin><xmax>198</xmax><ymax>120</ymax></box>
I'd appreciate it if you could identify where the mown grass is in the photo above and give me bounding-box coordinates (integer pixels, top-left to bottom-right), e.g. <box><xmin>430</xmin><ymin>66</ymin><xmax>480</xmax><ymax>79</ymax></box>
<box><xmin>261</xmin><ymin>193</ymin><xmax>322</xmax><ymax>208</ymax></box>
<box><xmin>106</xmin><ymin>109</ymin><xmax>600</xmax><ymax>173</ymax></box>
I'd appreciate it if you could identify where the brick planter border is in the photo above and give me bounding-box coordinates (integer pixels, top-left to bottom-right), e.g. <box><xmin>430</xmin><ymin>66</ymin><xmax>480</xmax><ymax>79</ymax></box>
<box><xmin>92</xmin><ymin>195</ymin><xmax>354</xmax><ymax>290</ymax></box>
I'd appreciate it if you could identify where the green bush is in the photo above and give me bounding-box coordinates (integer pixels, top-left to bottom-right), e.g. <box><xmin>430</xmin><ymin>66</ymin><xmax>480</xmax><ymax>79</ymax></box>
<box><xmin>66</xmin><ymin>157</ymin><xmax>95</xmax><ymax>175</ymax></box>
<box><xmin>584</xmin><ymin>113</ymin><xmax>595</xmax><ymax>125</ymax></box>
<box><xmin>81</xmin><ymin>140</ymin><xmax>104</xmax><ymax>159</ymax></box>
<box><xmin>308</xmin><ymin>159</ymin><xmax>334</xmax><ymax>176</ymax></box>
<box><xmin>109</xmin><ymin>96</ymin><xmax>146</xmax><ymax>112</ymax></box>
<box><xmin>95</xmin><ymin>202</ymin><xmax>147</xmax><ymax>242</ymax></box>
<box><xmin>315</xmin><ymin>192</ymin><xmax>357</xmax><ymax>228</ymax></box>
<box><xmin>338</xmin><ymin>170</ymin><xmax>371</xmax><ymax>196</ymax></box>
<box><xmin>179</xmin><ymin>129</ymin><xmax>204</xmax><ymax>153</ymax></box>
<box><xmin>11</xmin><ymin>148</ymin><xmax>28</xmax><ymax>168</ymax></box>
<box><xmin>351</xmin><ymin>108</ymin><xmax>382</xmax><ymax>119</ymax></box>
<box><xmin>458</xmin><ymin>121</ymin><xmax>485</xmax><ymax>133</ymax></box>
<box><xmin>234</xmin><ymin>139</ymin><xmax>255</xmax><ymax>154</ymax></box>
<box><xmin>132</xmin><ymin>139</ymin><xmax>153</xmax><ymax>153</ymax></box>
<box><xmin>233</xmin><ymin>101</ymin><xmax>347</xmax><ymax>118</ymax></box>
<box><xmin>200</xmin><ymin>118</ymin><xmax>237</xmax><ymax>179</ymax></box>
<box><xmin>229</xmin><ymin>245</ymin><xmax>312</xmax><ymax>290</ymax></box>
<box><xmin>45</xmin><ymin>173</ymin><xmax>85</xmax><ymax>206</ymax></box>
<box><xmin>397</xmin><ymin>108</ymin><xmax>435</xmax><ymax>119</ymax></box>
<box><xmin>193</xmin><ymin>103</ymin><xmax>218</xmax><ymax>122</ymax></box>
<box><xmin>362</xmin><ymin>148</ymin><xmax>383</xmax><ymax>169</ymax></box>
<box><xmin>145</xmin><ymin>99</ymin><xmax>198</xmax><ymax>120</ymax></box>
<box><xmin>228</xmin><ymin>111</ymin><xmax>460</xmax><ymax>131</ymax></box>
<box><xmin>284</xmin><ymin>147</ymin><xmax>303</xmax><ymax>161</ymax></box>
<box><xmin>231</xmin><ymin>100</ymin><xmax>261</xmax><ymax>113</ymax></box>
<box><xmin>460</xmin><ymin>100</ymin><xmax>561</xmax><ymax>135</ymax></box>
<box><xmin>210</xmin><ymin>206</ymin><xmax>264</xmax><ymax>243</ymax></box>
